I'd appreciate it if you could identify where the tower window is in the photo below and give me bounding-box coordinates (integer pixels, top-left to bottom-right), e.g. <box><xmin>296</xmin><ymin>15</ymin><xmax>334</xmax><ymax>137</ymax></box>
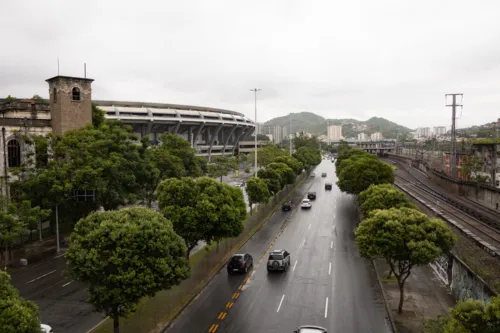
<box><xmin>53</xmin><ymin>88</ymin><xmax>57</xmax><ymax>103</ymax></box>
<box><xmin>72</xmin><ymin>87</ymin><xmax>81</xmax><ymax>101</ymax></box>
<box><xmin>7</xmin><ymin>139</ymin><xmax>21</xmax><ymax>168</ymax></box>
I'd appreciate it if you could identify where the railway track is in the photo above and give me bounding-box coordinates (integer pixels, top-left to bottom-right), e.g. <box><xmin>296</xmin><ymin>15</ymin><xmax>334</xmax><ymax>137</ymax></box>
<box><xmin>389</xmin><ymin>157</ymin><xmax>500</xmax><ymax>230</ymax></box>
<box><xmin>388</xmin><ymin>159</ymin><xmax>500</xmax><ymax>257</ymax></box>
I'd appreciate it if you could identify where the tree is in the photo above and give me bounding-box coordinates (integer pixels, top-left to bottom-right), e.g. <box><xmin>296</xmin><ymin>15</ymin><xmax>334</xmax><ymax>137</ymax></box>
<box><xmin>335</xmin><ymin>148</ymin><xmax>367</xmax><ymax>174</ymax></box>
<box><xmin>4</xmin><ymin>95</ymin><xmax>16</xmax><ymax>102</ymax></box>
<box><xmin>273</xmin><ymin>156</ymin><xmax>303</xmax><ymax>175</ymax></box>
<box><xmin>157</xmin><ymin>177</ymin><xmax>247</xmax><ymax>259</ymax></box>
<box><xmin>293</xmin><ymin>132</ymin><xmax>320</xmax><ymax>149</ymax></box>
<box><xmin>154</xmin><ymin>133</ymin><xmax>204</xmax><ymax>177</ymax></box>
<box><xmin>257</xmin><ymin>146</ymin><xmax>288</xmax><ymax>167</ymax></box>
<box><xmin>336</xmin><ymin>152</ymin><xmax>377</xmax><ymax>177</ymax></box>
<box><xmin>65</xmin><ymin>208</ymin><xmax>190</xmax><ymax>333</ymax></box>
<box><xmin>461</xmin><ymin>155</ymin><xmax>486</xmax><ymax>182</ymax></box>
<box><xmin>355</xmin><ymin>208</ymin><xmax>456</xmax><ymax>313</ymax></box>
<box><xmin>0</xmin><ymin>206</ymin><xmax>25</xmax><ymax>267</ymax></box>
<box><xmin>0</xmin><ymin>271</ymin><xmax>41</xmax><ymax>333</ymax></box>
<box><xmin>245</xmin><ymin>177</ymin><xmax>270</xmax><ymax>214</ymax></box>
<box><xmin>267</xmin><ymin>162</ymin><xmax>296</xmax><ymax>187</ymax></box>
<box><xmin>443</xmin><ymin>296</ymin><xmax>500</xmax><ymax>333</ymax></box>
<box><xmin>337</xmin><ymin>157</ymin><xmax>394</xmax><ymax>195</ymax></box>
<box><xmin>15</xmin><ymin>200</ymin><xmax>52</xmax><ymax>241</ymax></box>
<box><xmin>257</xmin><ymin>168</ymin><xmax>282</xmax><ymax>194</ymax></box>
<box><xmin>358</xmin><ymin>184</ymin><xmax>416</xmax><ymax>217</ymax></box>
<box><xmin>206</xmin><ymin>156</ymin><xmax>238</xmax><ymax>181</ymax></box>
<box><xmin>293</xmin><ymin>146</ymin><xmax>321</xmax><ymax>169</ymax></box>
<box><xmin>31</xmin><ymin>94</ymin><xmax>46</xmax><ymax>103</ymax></box>
<box><xmin>92</xmin><ymin>104</ymin><xmax>106</xmax><ymax>128</ymax></box>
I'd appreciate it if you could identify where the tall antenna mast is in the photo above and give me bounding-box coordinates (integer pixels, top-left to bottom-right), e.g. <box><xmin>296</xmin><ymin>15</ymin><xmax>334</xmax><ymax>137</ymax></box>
<box><xmin>57</xmin><ymin>57</ymin><xmax>60</xmax><ymax>75</ymax></box>
<box><xmin>84</xmin><ymin>63</ymin><xmax>87</xmax><ymax>78</ymax></box>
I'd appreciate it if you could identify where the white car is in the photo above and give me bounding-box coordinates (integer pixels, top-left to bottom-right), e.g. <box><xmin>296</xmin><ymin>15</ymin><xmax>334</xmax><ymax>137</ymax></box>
<box><xmin>40</xmin><ymin>324</ymin><xmax>53</xmax><ymax>333</ymax></box>
<box><xmin>310</xmin><ymin>173</ymin><xmax>316</xmax><ymax>177</ymax></box>
<box><xmin>300</xmin><ymin>198</ymin><xmax>312</xmax><ymax>209</ymax></box>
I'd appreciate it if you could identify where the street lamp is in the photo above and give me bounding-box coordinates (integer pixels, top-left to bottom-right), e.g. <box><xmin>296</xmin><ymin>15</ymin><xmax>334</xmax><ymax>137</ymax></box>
<box><xmin>250</xmin><ymin>88</ymin><xmax>261</xmax><ymax>176</ymax></box>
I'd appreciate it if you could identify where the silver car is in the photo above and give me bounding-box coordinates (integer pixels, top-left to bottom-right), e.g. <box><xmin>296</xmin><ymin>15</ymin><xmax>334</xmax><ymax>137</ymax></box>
<box><xmin>294</xmin><ymin>325</ymin><xmax>328</xmax><ymax>333</ymax></box>
<box><xmin>267</xmin><ymin>249</ymin><xmax>291</xmax><ymax>272</ymax></box>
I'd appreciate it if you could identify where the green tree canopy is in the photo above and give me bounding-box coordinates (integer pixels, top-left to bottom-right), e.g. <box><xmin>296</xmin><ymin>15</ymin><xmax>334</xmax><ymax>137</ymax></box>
<box><xmin>245</xmin><ymin>177</ymin><xmax>270</xmax><ymax>214</ymax></box>
<box><xmin>206</xmin><ymin>156</ymin><xmax>238</xmax><ymax>181</ymax></box>
<box><xmin>157</xmin><ymin>177</ymin><xmax>247</xmax><ymax>259</ymax></box>
<box><xmin>355</xmin><ymin>208</ymin><xmax>456</xmax><ymax>313</ymax></box>
<box><xmin>65</xmin><ymin>208</ymin><xmax>190</xmax><ymax>333</ymax></box>
<box><xmin>0</xmin><ymin>271</ymin><xmax>41</xmax><ymax>333</ymax></box>
<box><xmin>257</xmin><ymin>168</ymin><xmax>282</xmax><ymax>195</ymax></box>
<box><xmin>358</xmin><ymin>184</ymin><xmax>416</xmax><ymax>217</ymax></box>
<box><xmin>337</xmin><ymin>157</ymin><xmax>394</xmax><ymax>195</ymax></box>
<box><xmin>267</xmin><ymin>162</ymin><xmax>296</xmax><ymax>187</ymax></box>
<box><xmin>292</xmin><ymin>146</ymin><xmax>321</xmax><ymax>169</ymax></box>
<box><xmin>273</xmin><ymin>156</ymin><xmax>303</xmax><ymax>175</ymax></box>
<box><xmin>335</xmin><ymin>147</ymin><xmax>368</xmax><ymax>173</ymax></box>
<box><xmin>293</xmin><ymin>132</ymin><xmax>320</xmax><ymax>149</ymax></box>
<box><xmin>336</xmin><ymin>152</ymin><xmax>377</xmax><ymax>177</ymax></box>
<box><xmin>257</xmin><ymin>145</ymin><xmax>288</xmax><ymax>167</ymax></box>
<box><xmin>153</xmin><ymin>133</ymin><xmax>205</xmax><ymax>177</ymax></box>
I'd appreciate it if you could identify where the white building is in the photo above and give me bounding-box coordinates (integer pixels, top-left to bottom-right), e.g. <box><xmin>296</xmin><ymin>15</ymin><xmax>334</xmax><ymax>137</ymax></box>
<box><xmin>327</xmin><ymin>125</ymin><xmax>342</xmax><ymax>141</ymax></box>
<box><xmin>416</xmin><ymin>127</ymin><xmax>431</xmax><ymax>138</ymax></box>
<box><xmin>282</xmin><ymin>125</ymin><xmax>289</xmax><ymax>141</ymax></box>
<box><xmin>358</xmin><ymin>132</ymin><xmax>368</xmax><ymax>141</ymax></box>
<box><xmin>433</xmin><ymin>126</ymin><xmax>447</xmax><ymax>137</ymax></box>
<box><xmin>370</xmin><ymin>132</ymin><xmax>383</xmax><ymax>140</ymax></box>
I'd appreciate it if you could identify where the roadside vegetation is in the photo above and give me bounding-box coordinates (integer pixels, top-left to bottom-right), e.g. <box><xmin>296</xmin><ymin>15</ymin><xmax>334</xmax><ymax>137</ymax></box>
<box><xmin>0</xmin><ymin>106</ymin><xmax>322</xmax><ymax>333</ymax></box>
<box><xmin>336</xmin><ymin>144</ymin><xmax>498</xmax><ymax>332</ymax></box>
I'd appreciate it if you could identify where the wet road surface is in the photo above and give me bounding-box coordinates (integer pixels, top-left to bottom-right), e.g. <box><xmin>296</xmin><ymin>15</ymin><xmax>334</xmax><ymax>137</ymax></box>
<box><xmin>167</xmin><ymin>160</ymin><xmax>392</xmax><ymax>333</ymax></box>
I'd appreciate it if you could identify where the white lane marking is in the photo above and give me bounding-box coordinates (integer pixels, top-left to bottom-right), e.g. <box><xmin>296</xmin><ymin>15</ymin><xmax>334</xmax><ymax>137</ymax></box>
<box><xmin>62</xmin><ymin>280</ymin><xmax>74</xmax><ymax>287</ymax></box>
<box><xmin>325</xmin><ymin>297</ymin><xmax>329</xmax><ymax>318</ymax></box>
<box><xmin>333</xmin><ymin>213</ymin><xmax>336</xmax><ymax>218</ymax></box>
<box><xmin>330</xmin><ymin>241</ymin><xmax>333</xmax><ymax>249</ymax></box>
<box><xmin>328</xmin><ymin>262</ymin><xmax>332</xmax><ymax>275</ymax></box>
<box><xmin>87</xmin><ymin>316</ymin><xmax>109</xmax><ymax>332</ymax></box>
<box><xmin>26</xmin><ymin>270</ymin><xmax>57</xmax><ymax>284</ymax></box>
<box><xmin>277</xmin><ymin>294</ymin><xmax>285</xmax><ymax>312</ymax></box>
<box><xmin>293</xmin><ymin>260</ymin><xmax>298</xmax><ymax>271</ymax></box>
<box><xmin>54</xmin><ymin>252</ymin><xmax>66</xmax><ymax>259</ymax></box>
<box><xmin>308</xmin><ymin>224</ymin><xmax>311</xmax><ymax>230</ymax></box>
<box><xmin>300</xmin><ymin>239</ymin><xmax>305</xmax><ymax>248</ymax></box>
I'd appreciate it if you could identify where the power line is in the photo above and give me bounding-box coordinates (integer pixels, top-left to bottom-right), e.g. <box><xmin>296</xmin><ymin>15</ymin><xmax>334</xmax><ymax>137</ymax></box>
<box><xmin>445</xmin><ymin>93</ymin><xmax>463</xmax><ymax>179</ymax></box>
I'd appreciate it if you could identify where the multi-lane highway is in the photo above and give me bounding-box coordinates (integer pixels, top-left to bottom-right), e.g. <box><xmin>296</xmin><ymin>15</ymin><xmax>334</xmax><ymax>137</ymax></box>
<box><xmin>167</xmin><ymin>160</ymin><xmax>391</xmax><ymax>333</ymax></box>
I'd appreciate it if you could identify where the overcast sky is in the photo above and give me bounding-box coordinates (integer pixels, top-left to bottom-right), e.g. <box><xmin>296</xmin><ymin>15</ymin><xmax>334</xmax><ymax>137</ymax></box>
<box><xmin>1</xmin><ymin>0</ymin><xmax>499</xmax><ymax>130</ymax></box>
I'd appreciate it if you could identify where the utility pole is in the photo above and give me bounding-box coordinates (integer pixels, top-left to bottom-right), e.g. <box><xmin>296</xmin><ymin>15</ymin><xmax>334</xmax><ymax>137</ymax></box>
<box><xmin>250</xmin><ymin>88</ymin><xmax>261</xmax><ymax>176</ymax></box>
<box><xmin>289</xmin><ymin>113</ymin><xmax>292</xmax><ymax>156</ymax></box>
<box><xmin>445</xmin><ymin>93</ymin><xmax>463</xmax><ymax>179</ymax></box>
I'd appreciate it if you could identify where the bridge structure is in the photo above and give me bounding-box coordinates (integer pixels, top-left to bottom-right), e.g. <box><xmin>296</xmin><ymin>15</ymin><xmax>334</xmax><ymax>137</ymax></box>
<box><xmin>95</xmin><ymin>100</ymin><xmax>256</xmax><ymax>159</ymax></box>
<box><xmin>329</xmin><ymin>139</ymin><xmax>397</xmax><ymax>155</ymax></box>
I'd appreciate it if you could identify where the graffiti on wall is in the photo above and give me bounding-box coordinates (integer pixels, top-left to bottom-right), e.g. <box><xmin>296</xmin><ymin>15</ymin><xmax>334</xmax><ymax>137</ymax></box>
<box><xmin>451</xmin><ymin>257</ymin><xmax>492</xmax><ymax>304</ymax></box>
<box><xmin>429</xmin><ymin>254</ymin><xmax>449</xmax><ymax>285</ymax></box>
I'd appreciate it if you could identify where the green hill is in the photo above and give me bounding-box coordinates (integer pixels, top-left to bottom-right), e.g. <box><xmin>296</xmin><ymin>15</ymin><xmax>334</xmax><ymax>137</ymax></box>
<box><xmin>264</xmin><ymin>112</ymin><xmax>412</xmax><ymax>139</ymax></box>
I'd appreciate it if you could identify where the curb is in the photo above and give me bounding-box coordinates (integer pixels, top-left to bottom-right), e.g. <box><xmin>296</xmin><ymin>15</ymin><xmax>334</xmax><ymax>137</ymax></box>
<box><xmin>159</xmin><ymin>174</ymin><xmax>310</xmax><ymax>333</ymax></box>
<box><xmin>371</xmin><ymin>260</ymin><xmax>398</xmax><ymax>333</ymax></box>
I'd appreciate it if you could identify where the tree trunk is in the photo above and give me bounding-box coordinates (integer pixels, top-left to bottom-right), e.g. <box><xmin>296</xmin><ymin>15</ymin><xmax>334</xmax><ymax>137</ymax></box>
<box><xmin>113</xmin><ymin>315</ymin><xmax>120</xmax><ymax>333</ymax></box>
<box><xmin>398</xmin><ymin>281</ymin><xmax>405</xmax><ymax>314</ymax></box>
<box><xmin>387</xmin><ymin>269</ymin><xmax>393</xmax><ymax>279</ymax></box>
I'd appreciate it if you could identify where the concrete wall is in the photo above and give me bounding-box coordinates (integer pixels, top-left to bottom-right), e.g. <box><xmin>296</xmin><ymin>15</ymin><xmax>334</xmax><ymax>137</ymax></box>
<box><xmin>430</xmin><ymin>254</ymin><xmax>497</xmax><ymax>304</ymax></box>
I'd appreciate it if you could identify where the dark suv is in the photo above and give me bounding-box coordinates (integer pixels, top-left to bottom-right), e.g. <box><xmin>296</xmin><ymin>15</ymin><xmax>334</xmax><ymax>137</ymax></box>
<box><xmin>227</xmin><ymin>253</ymin><xmax>253</xmax><ymax>274</ymax></box>
<box><xmin>282</xmin><ymin>201</ymin><xmax>292</xmax><ymax>211</ymax></box>
<box><xmin>325</xmin><ymin>182</ymin><xmax>332</xmax><ymax>190</ymax></box>
<box><xmin>267</xmin><ymin>249</ymin><xmax>291</xmax><ymax>272</ymax></box>
<box><xmin>307</xmin><ymin>191</ymin><xmax>316</xmax><ymax>200</ymax></box>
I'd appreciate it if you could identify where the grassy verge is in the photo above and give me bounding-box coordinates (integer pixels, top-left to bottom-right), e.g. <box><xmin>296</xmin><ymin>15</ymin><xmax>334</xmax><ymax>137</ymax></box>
<box><xmin>93</xmin><ymin>175</ymin><xmax>307</xmax><ymax>333</ymax></box>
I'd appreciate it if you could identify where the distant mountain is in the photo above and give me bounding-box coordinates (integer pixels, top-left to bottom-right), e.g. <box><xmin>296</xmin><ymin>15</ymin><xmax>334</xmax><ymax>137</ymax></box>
<box><xmin>455</xmin><ymin>121</ymin><xmax>498</xmax><ymax>138</ymax></box>
<box><xmin>264</xmin><ymin>112</ymin><xmax>412</xmax><ymax>139</ymax></box>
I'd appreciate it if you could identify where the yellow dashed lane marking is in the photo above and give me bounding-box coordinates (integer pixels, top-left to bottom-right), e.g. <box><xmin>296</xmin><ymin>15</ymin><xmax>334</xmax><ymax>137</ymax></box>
<box><xmin>226</xmin><ymin>301</ymin><xmax>233</xmax><ymax>309</ymax></box>
<box><xmin>209</xmin><ymin>324</ymin><xmax>219</xmax><ymax>332</ymax></box>
<box><xmin>244</xmin><ymin>277</ymin><xmax>249</xmax><ymax>283</ymax></box>
<box><xmin>238</xmin><ymin>285</ymin><xmax>243</xmax><ymax>291</ymax></box>
<box><xmin>218</xmin><ymin>312</ymin><xmax>227</xmax><ymax>320</ymax></box>
<box><xmin>232</xmin><ymin>292</ymin><xmax>241</xmax><ymax>299</ymax></box>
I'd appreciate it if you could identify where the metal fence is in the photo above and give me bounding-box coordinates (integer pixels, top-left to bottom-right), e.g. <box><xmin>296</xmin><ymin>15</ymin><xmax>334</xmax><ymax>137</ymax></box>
<box><xmin>94</xmin><ymin>172</ymin><xmax>308</xmax><ymax>333</ymax></box>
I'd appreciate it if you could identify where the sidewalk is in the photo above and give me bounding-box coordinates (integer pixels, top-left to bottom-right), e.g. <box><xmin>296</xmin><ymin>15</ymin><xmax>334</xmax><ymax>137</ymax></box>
<box><xmin>374</xmin><ymin>260</ymin><xmax>455</xmax><ymax>333</ymax></box>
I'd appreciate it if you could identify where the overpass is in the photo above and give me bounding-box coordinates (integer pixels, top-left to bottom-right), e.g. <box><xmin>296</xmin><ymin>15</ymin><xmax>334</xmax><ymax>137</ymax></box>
<box><xmin>95</xmin><ymin>100</ymin><xmax>256</xmax><ymax>159</ymax></box>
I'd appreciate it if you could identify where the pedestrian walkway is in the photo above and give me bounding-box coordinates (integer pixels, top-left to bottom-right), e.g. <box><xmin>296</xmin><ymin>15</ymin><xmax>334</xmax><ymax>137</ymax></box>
<box><xmin>374</xmin><ymin>260</ymin><xmax>455</xmax><ymax>333</ymax></box>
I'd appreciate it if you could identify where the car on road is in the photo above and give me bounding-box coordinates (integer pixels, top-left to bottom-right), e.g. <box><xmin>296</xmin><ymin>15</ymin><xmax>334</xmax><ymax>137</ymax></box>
<box><xmin>282</xmin><ymin>201</ymin><xmax>292</xmax><ymax>211</ymax></box>
<box><xmin>310</xmin><ymin>172</ymin><xmax>316</xmax><ymax>177</ymax></box>
<box><xmin>301</xmin><ymin>198</ymin><xmax>312</xmax><ymax>209</ymax></box>
<box><xmin>267</xmin><ymin>249</ymin><xmax>291</xmax><ymax>272</ymax></box>
<box><xmin>325</xmin><ymin>182</ymin><xmax>332</xmax><ymax>190</ymax></box>
<box><xmin>40</xmin><ymin>324</ymin><xmax>53</xmax><ymax>333</ymax></box>
<box><xmin>321</xmin><ymin>172</ymin><xmax>327</xmax><ymax>177</ymax></box>
<box><xmin>307</xmin><ymin>191</ymin><xmax>316</xmax><ymax>200</ymax></box>
<box><xmin>294</xmin><ymin>325</ymin><xmax>328</xmax><ymax>333</ymax></box>
<box><xmin>227</xmin><ymin>253</ymin><xmax>253</xmax><ymax>274</ymax></box>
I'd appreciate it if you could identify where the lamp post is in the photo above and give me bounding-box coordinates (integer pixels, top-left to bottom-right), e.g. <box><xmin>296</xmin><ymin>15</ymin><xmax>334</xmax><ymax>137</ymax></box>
<box><xmin>250</xmin><ymin>88</ymin><xmax>261</xmax><ymax>176</ymax></box>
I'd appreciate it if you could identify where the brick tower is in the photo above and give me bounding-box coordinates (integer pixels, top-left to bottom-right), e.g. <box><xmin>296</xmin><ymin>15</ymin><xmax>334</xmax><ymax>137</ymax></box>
<box><xmin>46</xmin><ymin>75</ymin><xmax>94</xmax><ymax>134</ymax></box>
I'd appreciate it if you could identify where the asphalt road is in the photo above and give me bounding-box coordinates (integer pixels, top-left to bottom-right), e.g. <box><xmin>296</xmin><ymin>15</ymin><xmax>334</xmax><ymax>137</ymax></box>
<box><xmin>10</xmin><ymin>251</ymin><xmax>105</xmax><ymax>332</ymax></box>
<box><xmin>167</xmin><ymin>159</ymin><xmax>391</xmax><ymax>333</ymax></box>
